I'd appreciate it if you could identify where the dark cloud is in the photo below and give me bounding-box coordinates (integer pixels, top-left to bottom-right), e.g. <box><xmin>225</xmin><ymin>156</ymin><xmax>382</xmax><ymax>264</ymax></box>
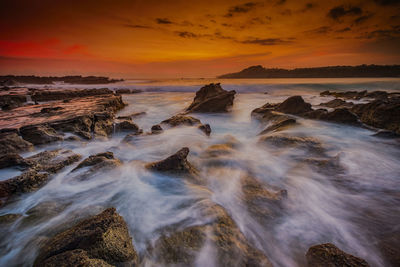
<box><xmin>240</xmin><ymin>38</ymin><xmax>294</xmax><ymax>46</ymax></box>
<box><xmin>280</xmin><ymin>9</ymin><xmax>292</xmax><ymax>16</ymax></box>
<box><xmin>175</xmin><ymin>31</ymin><xmax>197</xmax><ymax>38</ymax></box>
<box><xmin>353</xmin><ymin>14</ymin><xmax>373</xmax><ymax>25</ymax></box>
<box><xmin>275</xmin><ymin>0</ymin><xmax>286</xmax><ymax>5</ymax></box>
<box><xmin>123</xmin><ymin>24</ymin><xmax>152</xmax><ymax>29</ymax></box>
<box><xmin>358</xmin><ymin>26</ymin><xmax>400</xmax><ymax>40</ymax></box>
<box><xmin>328</xmin><ymin>5</ymin><xmax>362</xmax><ymax>20</ymax></box>
<box><xmin>225</xmin><ymin>2</ymin><xmax>260</xmax><ymax>17</ymax></box>
<box><xmin>336</xmin><ymin>27</ymin><xmax>351</xmax><ymax>32</ymax></box>
<box><xmin>156</xmin><ymin>18</ymin><xmax>173</xmax><ymax>24</ymax></box>
<box><xmin>374</xmin><ymin>0</ymin><xmax>400</xmax><ymax>6</ymax></box>
<box><xmin>301</xmin><ymin>3</ymin><xmax>316</xmax><ymax>12</ymax></box>
<box><xmin>304</xmin><ymin>26</ymin><xmax>331</xmax><ymax>34</ymax></box>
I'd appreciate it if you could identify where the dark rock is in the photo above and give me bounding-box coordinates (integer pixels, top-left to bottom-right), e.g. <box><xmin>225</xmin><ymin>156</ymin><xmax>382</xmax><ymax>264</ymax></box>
<box><xmin>151</xmin><ymin>203</ymin><xmax>272</xmax><ymax>266</ymax></box>
<box><xmin>121</xmin><ymin>130</ymin><xmax>143</xmax><ymax>144</ymax></box>
<box><xmin>351</xmin><ymin>98</ymin><xmax>400</xmax><ymax>134</ymax></box>
<box><xmin>0</xmin><ymin>170</ymin><xmax>49</xmax><ymax>199</ymax></box>
<box><xmin>0</xmin><ymin>132</ymin><xmax>34</xmax><ymax>154</ymax></box>
<box><xmin>117</xmin><ymin>111</ymin><xmax>146</xmax><ymax>119</ymax></box>
<box><xmin>114</xmin><ymin>119</ymin><xmax>139</xmax><ymax>132</ymax></box>
<box><xmin>31</xmin><ymin>88</ymin><xmax>113</xmax><ymax>102</ymax></box>
<box><xmin>40</xmin><ymin>249</ymin><xmax>113</xmax><ymax>267</ymax></box>
<box><xmin>33</xmin><ymin>208</ymin><xmax>138</xmax><ymax>267</ymax></box>
<box><xmin>306</xmin><ymin>243</ymin><xmax>369</xmax><ymax>267</ymax></box>
<box><xmin>0</xmin><ymin>213</ymin><xmax>22</xmax><ymax>225</ymax></box>
<box><xmin>259</xmin><ymin>118</ymin><xmax>297</xmax><ymax>135</ymax></box>
<box><xmin>320</xmin><ymin>108</ymin><xmax>360</xmax><ymax>125</ymax></box>
<box><xmin>145</xmin><ymin>147</ymin><xmax>198</xmax><ymax>179</ymax></box>
<box><xmin>365</xmin><ymin>90</ymin><xmax>388</xmax><ymax>100</ymax></box>
<box><xmin>372</xmin><ymin>130</ymin><xmax>400</xmax><ymax>138</ymax></box>
<box><xmin>161</xmin><ymin>115</ymin><xmax>201</xmax><ymax>126</ymax></box>
<box><xmin>0</xmin><ymin>94</ymin><xmax>27</xmax><ymax>110</ymax></box>
<box><xmin>259</xmin><ymin>134</ymin><xmax>325</xmax><ymax>155</ymax></box>
<box><xmin>20</xmin><ymin>125</ymin><xmax>63</xmax><ymax>145</ymax></box>
<box><xmin>93</xmin><ymin>113</ymin><xmax>113</xmax><ymax>137</ymax></box>
<box><xmin>320</xmin><ymin>90</ymin><xmax>367</xmax><ymax>100</ymax></box>
<box><xmin>319</xmin><ymin>99</ymin><xmax>353</xmax><ymax>108</ymax></box>
<box><xmin>185</xmin><ymin>83</ymin><xmax>236</xmax><ymax>113</ymax></box>
<box><xmin>72</xmin><ymin>152</ymin><xmax>121</xmax><ymax>173</ymax></box>
<box><xmin>198</xmin><ymin>123</ymin><xmax>211</xmax><ymax>136</ymax></box>
<box><xmin>0</xmin><ymin>153</ymin><xmax>32</xmax><ymax>170</ymax></box>
<box><xmin>251</xmin><ymin>103</ymin><xmax>279</xmax><ymax>119</ymax></box>
<box><xmin>302</xmin><ymin>109</ymin><xmax>328</xmax><ymax>119</ymax></box>
<box><xmin>115</xmin><ymin>88</ymin><xmax>142</xmax><ymax>94</ymax></box>
<box><xmin>27</xmin><ymin>149</ymin><xmax>82</xmax><ymax>173</ymax></box>
<box><xmin>275</xmin><ymin>96</ymin><xmax>312</xmax><ymax>115</ymax></box>
<box><xmin>151</xmin><ymin>124</ymin><xmax>163</xmax><ymax>134</ymax></box>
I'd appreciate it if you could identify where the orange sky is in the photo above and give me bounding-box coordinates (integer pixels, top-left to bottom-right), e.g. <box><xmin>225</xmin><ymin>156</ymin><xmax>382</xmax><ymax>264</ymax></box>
<box><xmin>0</xmin><ymin>0</ymin><xmax>399</xmax><ymax>78</ymax></box>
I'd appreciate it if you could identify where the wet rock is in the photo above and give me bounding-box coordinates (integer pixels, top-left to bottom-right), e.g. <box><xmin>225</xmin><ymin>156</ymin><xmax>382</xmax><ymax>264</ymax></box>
<box><xmin>186</xmin><ymin>83</ymin><xmax>236</xmax><ymax>113</ymax></box>
<box><xmin>275</xmin><ymin>95</ymin><xmax>312</xmax><ymax>115</ymax></box>
<box><xmin>320</xmin><ymin>90</ymin><xmax>367</xmax><ymax>100</ymax></box>
<box><xmin>0</xmin><ymin>94</ymin><xmax>27</xmax><ymax>110</ymax></box>
<box><xmin>259</xmin><ymin>134</ymin><xmax>325</xmax><ymax>155</ymax></box>
<box><xmin>151</xmin><ymin>203</ymin><xmax>272</xmax><ymax>266</ymax></box>
<box><xmin>151</xmin><ymin>124</ymin><xmax>163</xmax><ymax>134</ymax></box>
<box><xmin>321</xmin><ymin>108</ymin><xmax>360</xmax><ymax>125</ymax></box>
<box><xmin>0</xmin><ymin>213</ymin><xmax>22</xmax><ymax>225</ymax></box>
<box><xmin>20</xmin><ymin>125</ymin><xmax>63</xmax><ymax>145</ymax></box>
<box><xmin>121</xmin><ymin>130</ymin><xmax>143</xmax><ymax>144</ymax></box>
<box><xmin>259</xmin><ymin>117</ymin><xmax>297</xmax><ymax>135</ymax></box>
<box><xmin>50</xmin><ymin>115</ymin><xmax>93</xmax><ymax>140</ymax></box>
<box><xmin>372</xmin><ymin>130</ymin><xmax>400</xmax><ymax>138</ymax></box>
<box><xmin>351</xmin><ymin>98</ymin><xmax>400</xmax><ymax>134</ymax></box>
<box><xmin>40</xmin><ymin>249</ymin><xmax>113</xmax><ymax>267</ymax></box>
<box><xmin>0</xmin><ymin>132</ymin><xmax>33</xmax><ymax>154</ymax></box>
<box><xmin>117</xmin><ymin>112</ymin><xmax>146</xmax><ymax>120</ymax></box>
<box><xmin>27</xmin><ymin>149</ymin><xmax>82</xmax><ymax>173</ymax></box>
<box><xmin>377</xmin><ymin>232</ymin><xmax>400</xmax><ymax>267</ymax></box>
<box><xmin>306</xmin><ymin>243</ymin><xmax>369</xmax><ymax>267</ymax></box>
<box><xmin>114</xmin><ymin>119</ymin><xmax>139</xmax><ymax>132</ymax></box>
<box><xmin>0</xmin><ymin>153</ymin><xmax>32</xmax><ymax>170</ymax></box>
<box><xmin>251</xmin><ymin>103</ymin><xmax>279</xmax><ymax>119</ymax></box>
<box><xmin>34</xmin><ymin>207</ymin><xmax>138</xmax><ymax>267</ymax></box>
<box><xmin>198</xmin><ymin>123</ymin><xmax>211</xmax><ymax>136</ymax></box>
<box><xmin>115</xmin><ymin>88</ymin><xmax>142</xmax><ymax>94</ymax></box>
<box><xmin>31</xmin><ymin>88</ymin><xmax>113</xmax><ymax>102</ymax></box>
<box><xmin>365</xmin><ymin>90</ymin><xmax>389</xmax><ymax>100</ymax></box>
<box><xmin>145</xmin><ymin>147</ymin><xmax>199</xmax><ymax>179</ymax></box>
<box><xmin>93</xmin><ymin>113</ymin><xmax>113</xmax><ymax>137</ymax></box>
<box><xmin>302</xmin><ymin>109</ymin><xmax>328</xmax><ymax>119</ymax></box>
<box><xmin>72</xmin><ymin>152</ymin><xmax>121</xmax><ymax>173</ymax></box>
<box><xmin>319</xmin><ymin>99</ymin><xmax>353</xmax><ymax>108</ymax></box>
<box><xmin>202</xmin><ymin>144</ymin><xmax>235</xmax><ymax>158</ymax></box>
<box><xmin>0</xmin><ymin>170</ymin><xmax>49</xmax><ymax>199</ymax></box>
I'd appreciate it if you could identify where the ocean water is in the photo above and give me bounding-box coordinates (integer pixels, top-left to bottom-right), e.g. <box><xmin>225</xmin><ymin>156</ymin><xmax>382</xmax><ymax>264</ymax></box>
<box><xmin>0</xmin><ymin>78</ymin><xmax>399</xmax><ymax>266</ymax></box>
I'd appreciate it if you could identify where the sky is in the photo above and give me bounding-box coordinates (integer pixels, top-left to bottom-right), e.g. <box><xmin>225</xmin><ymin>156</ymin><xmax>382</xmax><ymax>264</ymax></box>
<box><xmin>0</xmin><ymin>0</ymin><xmax>399</xmax><ymax>78</ymax></box>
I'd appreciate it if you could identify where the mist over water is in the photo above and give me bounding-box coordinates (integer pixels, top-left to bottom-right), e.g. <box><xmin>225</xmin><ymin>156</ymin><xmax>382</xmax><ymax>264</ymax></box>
<box><xmin>1</xmin><ymin>79</ymin><xmax>399</xmax><ymax>266</ymax></box>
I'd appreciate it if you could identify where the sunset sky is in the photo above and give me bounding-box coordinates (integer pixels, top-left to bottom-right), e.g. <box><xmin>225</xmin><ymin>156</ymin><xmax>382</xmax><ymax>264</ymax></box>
<box><xmin>0</xmin><ymin>0</ymin><xmax>399</xmax><ymax>78</ymax></box>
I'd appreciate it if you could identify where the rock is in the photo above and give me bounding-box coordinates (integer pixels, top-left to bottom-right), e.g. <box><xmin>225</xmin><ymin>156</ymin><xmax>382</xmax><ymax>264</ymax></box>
<box><xmin>302</xmin><ymin>109</ymin><xmax>328</xmax><ymax>119</ymax></box>
<box><xmin>114</xmin><ymin>119</ymin><xmax>139</xmax><ymax>132</ymax></box>
<box><xmin>40</xmin><ymin>249</ymin><xmax>113</xmax><ymax>267</ymax></box>
<box><xmin>33</xmin><ymin>208</ymin><xmax>138</xmax><ymax>267</ymax></box>
<box><xmin>117</xmin><ymin>112</ymin><xmax>146</xmax><ymax>120</ymax></box>
<box><xmin>251</xmin><ymin>103</ymin><xmax>279</xmax><ymax>119</ymax></box>
<box><xmin>0</xmin><ymin>94</ymin><xmax>26</xmax><ymax>110</ymax></box>
<box><xmin>275</xmin><ymin>96</ymin><xmax>312</xmax><ymax>115</ymax></box>
<box><xmin>93</xmin><ymin>113</ymin><xmax>113</xmax><ymax>137</ymax></box>
<box><xmin>161</xmin><ymin>115</ymin><xmax>201</xmax><ymax>126</ymax></box>
<box><xmin>351</xmin><ymin>98</ymin><xmax>400</xmax><ymax>134</ymax></box>
<box><xmin>319</xmin><ymin>99</ymin><xmax>353</xmax><ymax>108</ymax></box>
<box><xmin>202</xmin><ymin>144</ymin><xmax>235</xmax><ymax>158</ymax></box>
<box><xmin>20</xmin><ymin>125</ymin><xmax>63</xmax><ymax>145</ymax></box>
<box><xmin>320</xmin><ymin>108</ymin><xmax>360</xmax><ymax>125</ymax></box>
<box><xmin>27</xmin><ymin>149</ymin><xmax>82</xmax><ymax>173</ymax></box>
<box><xmin>365</xmin><ymin>90</ymin><xmax>388</xmax><ymax>100</ymax></box>
<box><xmin>115</xmin><ymin>88</ymin><xmax>142</xmax><ymax>94</ymax></box>
<box><xmin>306</xmin><ymin>243</ymin><xmax>369</xmax><ymax>267</ymax></box>
<box><xmin>259</xmin><ymin>118</ymin><xmax>297</xmax><ymax>135</ymax></box>
<box><xmin>150</xmin><ymin>203</ymin><xmax>272</xmax><ymax>266</ymax></box>
<box><xmin>259</xmin><ymin>134</ymin><xmax>325</xmax><ymax>155</ymax></box>
<box><xmin>0</xmin><ymin>132</ymin><xmax>33</xmax><ymax>154</ymax></box>
<box><xmin>0</xmin><ymin>170</ymin><xmax>49</xmax><ymax>200</ymax></box>
<box><xmin>372</xmin><ymin>130</ymin><xmax>400</xmax><ymax>138</ymax></box>
<box><xmin>320</xmin><ymin>90</ymin><xmax>367</xmax><ymax>100</ymax></box>
<box><xmin>198</xmin><ymin>124</ymin><xmax>211</xmax><ymax>136</ymax></box>
<box><xmin>72</xmin><ymin>152</ymin><xmax>121</xmax><ymax>173</ymax></box>
<box><xmin>31</xmin><ymin>88</ymin><xmax>114</xmax><ymax>102</ymax></box>
<box><xmin>377</xmin><ymin>233</ymin><xmax>400</xmax><ymax>267</ymax></box>
<box><xmin>0</xmin><ymin>213</ymin><xmax>22</xmax><ymax>225</ymax></box>
<box><xmin>121</xmin><ymin>130</ymin><xmax>143</xmax><ymax>144</ymax></box>
<box><xmin>145</xmin><ymin>147</ymin><xmax>199</xmax><ymax>179</ymax></box>
<box><xmin>0</xmin><ymin>153</ymin><xmax>32</xmax><ymax>170</ymax></box>
<box><xmin>185</xmin><ymin>83</ymin><xmax>236</xmax><ymax>113</ymax></box>
<box><xmin>151</xmin><ymin>124</ymin><xmax>163</xmax><ymax>134</ymax></box>
<box><xmin>50</xmin><ymin>115</ymin><xmax>93</xmax><ymax>140</ymax></box>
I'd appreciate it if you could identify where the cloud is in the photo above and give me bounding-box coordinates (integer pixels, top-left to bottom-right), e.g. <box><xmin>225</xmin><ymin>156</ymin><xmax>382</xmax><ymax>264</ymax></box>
<box><xmin>328</xmin><ymin>5</ymin><xmax>362</xmax><ymax>20</ymax></box>
<box><xmin>123</xmin><ymin>24</ymin><xmax>152</xmax><ymax>29</ymax></box>
<box><xmin>304</xmin><ymin>26</ymin><xmax>332</xmax><ymax>34</ymax></box>
<box><xmin>374</xmin><ymin>0</ymin><xmax>400</xmax><ymax>6</ymax></box>
<box><xmin>275</xmin><ymin>0</ymin><xmax>286</xmax><ymax>5</ymax></box>
<box><xmin>225</xmin><ymin>2</ymin><xmax>260</xmax><ymax>17</ymax></box>
<box><xmin>301</xmin><ymin>3</ymin><xmax>316</xmax><ymax>12</ymax></box>
<box><xmin>336</xmin><ymin>27</ymin><xmax>351</xmax><ymax>32</ymax></box>
<box><xmin>353</xmin><ymin>14</ymin><xmax>373</xmax><ymax>25</ymax></box>
<box><xmin>155</xmin><ymin>18</ymin><xmax>173</xmax><ymax>24</ymax></box>
<box><xmin>280</xmin><ymin>9</ymin><xmax>292</xmax><ymax>16</ymax></box>
<box><xmin>240</xmin><ymin>38</ymin><xmax>294</xmax><ymax>46</ymax></box>
<box><xmin>174</xmin><ymin>31</ymin><xmax>198</xmax><ymax>38</ymax></box>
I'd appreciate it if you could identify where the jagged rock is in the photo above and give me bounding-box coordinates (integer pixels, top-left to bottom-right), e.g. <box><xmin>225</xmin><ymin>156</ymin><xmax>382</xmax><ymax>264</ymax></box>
<box><xmin>20</xmin><ymin>125</ymin><xmax>63</xmax><ymax>145</ymax></box>
<box><xmin>351</xmin><ymin>98</ymin><xmax>400</xmax><ymax>134</ymax></box>
<box><xmin>377</xmin><ymin>232</ymin><xmax>400</xmax><ymax>267</ymax></box>
<box><xmin>27</xmin><ymin>149</ymin><xmax>81</xmax><ymax>173</ymax></box>
<box><xmin>50</xmin><ymin>115</ymin><xmax>93</xmax><ymax>140</ymax></box>
<box><xmin>145</xmin><ymin>147</ymin><xmax>199</xmax><ymax>179</ymax></box>
<box><xmin>0</xmin><ymin>213</ymin><xmax>22</xmax><ymax>225</ymax></box>
<box><xmin>320</xmin><ymin>90</ymin><xmax>367</xmax><ymax>100</ymax></box>
<box><xmin>275</xmin><ymin>96</ymin><xmax>312</xmax><ymax>115</ymax></box>
<box><xmin>72</xmin><ymin>152</ymin><xmax>121</xmax><ymax>173</ymax></box>
<box><xmin>306</xmin><ymin>243</ymin><xmax>369</xmax><ymax>267</ymax></box>
<box><xmin>121</xmin><ymin>130</ymin><xmax>143</xmax><ymax>144</ymax></box>
<box><xmin>259</xmin><ymin>134</ymin><xmax>325</xmax><ymax>155</ymax></box>
<box><xmin>198</xmin><ymin>124</ymin><xmax>211</xmax><ymax>136</ymax></box>
<box><xmin>0</xmin><ymin>170</ymin><xmax>49</xmax><ymax>200</ymax></box>
<box><xmin>161</xmin><ymin>115</ymin><xmax>211</xmax><ymax>136</ymax></box>
<box><xmin>117</xmin><ymin>112</ymin><xmax>146</xmax><ymax>120</ymax></box>
<box><xmin>0</xmin><ymin>132</ymin><xmax>33</xmax><ymax>154</ymax></box>
<box><xmin>31</xmin><ymin>88</ymin><xmax>114</xmax><ymax>102</ymax></box>
<box><xmin>151</xmin><ymin>124</ymin><xmax>163</xmax><ymax>134</ymax></box>
<box><xmin>114</xmin><ymin>119</ymin><xmax>139</xmax><ymax>132</ymax></box>
<box><xmin>115</xmin><ymin>88</ymin><xmax>142</xmax><ymax>94</ymax></box>
<box><xmin>259</xmin><ymin>118</ymin><xmax>297</xmax><ymax>135</ymax></box>
<box><xmin>40</xmin><ymin>249</ymin><xmax>113</xmax><ymax>267</ymax></box>
<box><xmin>320</xmin><ymin>108</ymin><xmax>360</xmax><ymax>125</ymax></box>
<box><xmin>93</xmin><ymin>113</ymin><xmax>113</xmax><ymax>137</ymax></box>
<box><xmin>302</xmin><ymin>109</ymin><xmax>328</xmax><ymax>119</ymax></box>
<box><xmin>319</xmin><ymin>99</ymin><xmax>353</xmax><ymax>108</ymax></box>
<box><xmin>372</xmin><ymin>130</ymin><xmax>400</xmax><ymax>138</ymax></box>
<box><xmin>0</xmin><ymin>94</ymin><xmax>26</xmax><ymax>110</ymax></box>
<box><xmin>251</xmin><ymin>103</ymin><xmax>279</xmax><ymax>119</ymax></box>
<box><xmin>0</xmin><ymin>153</ymin><xmax>32</xmax><ymax>170</ymax></box>
<box><xmin>33</xmin><ymin>208</ymin><xmax>138</xmax><ymax>267</ymax></box>
<box><xmin>186</xmin><ymin>83</ymin><xmax>236</xmax><ymax>113</ymax></box>
<box><xmin>150</xmin><ymin>203</ymin><xmax>272</xmax><ymax>266</ymax></box>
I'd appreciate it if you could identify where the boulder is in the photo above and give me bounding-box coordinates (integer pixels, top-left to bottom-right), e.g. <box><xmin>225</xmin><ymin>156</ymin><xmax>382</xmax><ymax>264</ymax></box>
<box><xmin>0</xmin><ymin>153</ymin><xmax>32</xmax><ymax>170</ymax></box>
<box><xmin>114</xmin><ymin>119</ymin><xmax>139</xmax><ymax>132</ymax></box>
<box><xmin>275</xmin><ymin>96</ymin><xmax>312</xmax><ymax>115</ymax></box>
<box><xmin>306</xmin><ymin>243</ymin><xmax>369</xmax><ymax>267</ymax></box>
<box><xmin>320</xmin><ymin>90</ymin><xmax>367</xmax><ymax>100</ymax></box>
<box><xmin>50</xmin><ymin>115</ymin><xmax>93</xmax><ymax>140</ymax></box>
<box><xmin>0</xmin><ymin>132</ymin><xmax>33</xmax><ymax>154</ymax></box>
<box><xmin>198</xmin><ymin>124</ymin><xmax>211</xmax><ymax>136</ymax></box>
<box><xmin>145</xmin><ymin>147</ymin><xmax>199</xmax><ymax>180</ymax></box>
<box><xmin>27</xmin><ymin>149</ymin><xmax>82</xmax><ymax>173</ymax></box>
<box><xmin>20</xmin><ymin>125</ymin><xmax>63</xmax><ymax>145</ymax></box>
<box><xmin>72</xmin><ymin>152</ymin><xmax>121</xmax><ymax>173</ymax></box>
<box><xmin>117</xmin><ymin>111</ymin><xmax>146</xmax><ymax>120</ymax></box>
<box><xmin>93</xmin><ymin>113</ymin><xmax>114</xmax><ymax>137</ymax></box>
<box><xmin>151</xmin><ymin>124</ymin><xmax>163</xmax><ymax>134</ymax></box>
<box><xmin>185</xmin><ymin>83</ymin><xmax>236</xmax><ymax>113</ymax></box>
<box><xmin>40</xmin><ymin>249</ymin><xmax>113</xmax><ymax>267</ymax></box>
<box><xmin>150</xmin><ymin>203</ymin><xmax>272</xmax><ymax>266</ymax></box>
<box><xmin>0</xmin><ymin>170</ymin><xmax>49</xmax><ymax>199</ymax></box>
<box><xmin>319</xmin><ymin>99</ymin><xmax>353</xmax><ymax>108</ymax></box>
<box><xmin>259</xmin><ymin>134</ymin><xmax>325</xmax><ymax>156</ymax></box>
<box><xmin>31</xmin><ymin>88</ymin><xmax>114</xmax><ymax>102</ymax></box>
<box><xmin>34</xmin><ymin>208</ymin><xmax>138</xmax><ymax>267</ymax></box>
<box><xmin>161</xmin><ymin>115</ymin><xmax>211</xmax><ymax>136</ymax></box>
<box><xmin>258</xmin><ymin>118</ymin><xmax>297</xmax><ymax>135</ymax></box>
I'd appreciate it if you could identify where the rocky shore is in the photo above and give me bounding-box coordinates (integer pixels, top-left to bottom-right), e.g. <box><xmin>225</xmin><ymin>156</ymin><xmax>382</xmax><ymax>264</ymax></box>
<box><xmin>0</xmin><ymin>83</ymin><xmax>398</xmax><ymax>266</ymax></box>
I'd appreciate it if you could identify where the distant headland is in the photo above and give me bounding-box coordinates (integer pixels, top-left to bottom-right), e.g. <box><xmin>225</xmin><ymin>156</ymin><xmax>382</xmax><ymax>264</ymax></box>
<box><xmin>217</xmin><ymin>65</ymin><xmax>400</xmax><ymax>79</ymax></box>
<box><xmin>0</xmin><ymin>75</ymin><xmax>123</xmax><ymax>86</ymax></box>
